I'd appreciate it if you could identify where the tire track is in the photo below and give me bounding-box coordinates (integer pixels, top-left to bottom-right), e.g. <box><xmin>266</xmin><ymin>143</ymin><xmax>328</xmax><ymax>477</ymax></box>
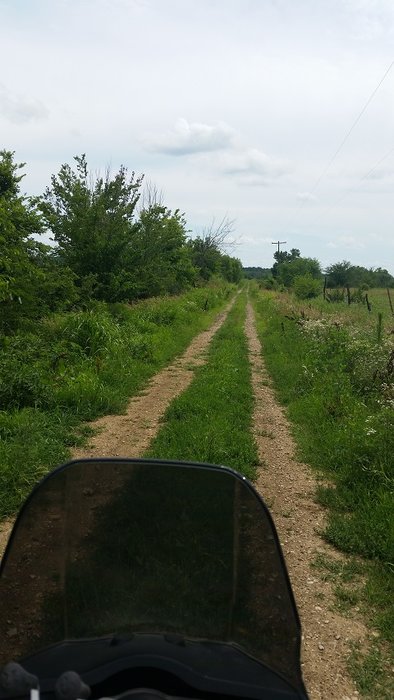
<box><xmin>245</xmin><ymin>301</ymin><xmax>365</xmax><ymax>700</ymax></box>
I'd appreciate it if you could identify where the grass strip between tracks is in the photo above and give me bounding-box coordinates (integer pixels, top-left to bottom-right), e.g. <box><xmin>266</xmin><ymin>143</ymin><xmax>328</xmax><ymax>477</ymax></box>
<box><xmin>146</xmin><ymin>291</ymin><xmax>259</xmax><ymax>480</ymax></box>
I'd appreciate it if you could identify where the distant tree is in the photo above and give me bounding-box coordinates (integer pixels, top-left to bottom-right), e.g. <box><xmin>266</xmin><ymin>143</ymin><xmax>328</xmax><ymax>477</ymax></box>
<box><xmin>325</xmin><ymin>261</ymin><xmax>353</xmax><ymax>288</ymax></box>
<box><xmin>220</xmin><ymin>255</ymin><xmax>243</xmax><ymax>283</ymax></box>
<box><xmin>278</xmin><ymin>257</ymin><xmax>321</xmax><ymax>287</ymax></box>
<box><xmin>188</xmin><ymin>216</ymin><xmax>243</xmax><ymax>283</ymax></box>
<box><xmin>326</xmin><ymin>262</ymin><xmax>393</xmax><ymax>289</ymax></box>
<box><xmin>189</xmin><ymin>235</ymin><xmax>222</xmax><ymax>280</ymax></box>
<box><xmin>25</xmin><ymin>241</ymin><xmax>79</xmax><ymax>312</ymax></box>
<box><xmin>368</xmin><ymin>267</ymin><xmax>394</xmax><ymax>288</ymax></box>
<box><xmin>242</xmin><ymin>267</ymin><xmax>271</xmax><ymax>279</ymax></box>
<box><xmin>272</xmin><ymin>248</ymin><xmax>300</xmax><ymax>278</ymax></box>
<box><xmin>271</xmin><ymin>247</ymin><xmax>321</xmax><ymax>287</ymax></box>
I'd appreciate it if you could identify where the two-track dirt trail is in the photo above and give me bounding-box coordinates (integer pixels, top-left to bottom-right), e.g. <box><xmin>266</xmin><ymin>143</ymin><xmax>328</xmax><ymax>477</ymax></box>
<box><xmin>1</xmin><ymin>293</ymin><xmax>368</xmax><ymax>700</ymax></box>
<box><xmin>245</xmin><ymin>301</ymin><xmax>365</xmax><ymax>700</ymax></box>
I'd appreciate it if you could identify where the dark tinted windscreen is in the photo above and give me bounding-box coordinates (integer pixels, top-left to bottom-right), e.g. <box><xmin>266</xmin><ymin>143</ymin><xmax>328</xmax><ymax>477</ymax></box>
<box><xmin>0</xmin><ymin>460</ymin><xmax>301</xmax><ymax>687</ymax></box>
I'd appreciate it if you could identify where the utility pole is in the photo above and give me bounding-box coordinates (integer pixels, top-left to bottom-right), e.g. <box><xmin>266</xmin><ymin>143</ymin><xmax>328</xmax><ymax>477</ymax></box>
<box><xmin>272</xmin><ymin>240</ymin><xmax>287</xmax><ymax>254</ymax></box>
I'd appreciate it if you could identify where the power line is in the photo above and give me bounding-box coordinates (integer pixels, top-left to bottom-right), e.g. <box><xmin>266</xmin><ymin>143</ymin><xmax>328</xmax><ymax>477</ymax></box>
<box><xmin>358</xmin><ymin>145</ymin><xmax>394</xmax><ymax>183</ymax></box>
<box><xmin>321</xmin><ymin>145</ymin><xmax>394</xmax><ymax>215</ymax></box>
<box><xmin>308</xmin><ymin>60</ymin><xmax>394</xmax><ymax>195</ymax></box>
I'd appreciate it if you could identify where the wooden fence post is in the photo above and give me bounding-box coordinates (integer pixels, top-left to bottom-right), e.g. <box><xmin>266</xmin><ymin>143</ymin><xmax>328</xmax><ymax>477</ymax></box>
<box><xmin>387</xmin><ymin>287</ymin><xmax>394</xmax><ymax>316</ymax></box>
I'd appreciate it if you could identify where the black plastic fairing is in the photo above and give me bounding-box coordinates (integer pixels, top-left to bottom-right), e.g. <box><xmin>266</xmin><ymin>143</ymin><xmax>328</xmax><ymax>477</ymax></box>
<box><xmin>0</xmin><ymin>459</ymin><xmax>308</xmax><ymax>699</ymax></box>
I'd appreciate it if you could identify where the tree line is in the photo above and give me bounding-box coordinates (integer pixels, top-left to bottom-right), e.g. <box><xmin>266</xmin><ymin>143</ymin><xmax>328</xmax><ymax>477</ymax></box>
<box><xmin>255</xmin><ymin>248</ymin><xmax>394</xmax><ymax>299</ymax></box>
<box><xmin>0</xmin><ymin>151</ymin><xmax>242</xmax><ymax>333</ymax></box>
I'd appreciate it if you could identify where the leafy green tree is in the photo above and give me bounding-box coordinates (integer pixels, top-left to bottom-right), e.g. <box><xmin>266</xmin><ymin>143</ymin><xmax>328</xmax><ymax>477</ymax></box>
<box><xmin>272</xmin><ymin>247</ymin><xmax>321</xmax><ymax>288</ymax></box>
<box><xmin>38</xmin><ymin>155</ymin><xmax>144</xmax><ymax>301</ymax></box>
<box><xmin>189</xmin><ymin>236</ymin><xmax>222</xmax><ymax>280</ymax></box>
<box><xmin>0</xmin><ymin>151</ymin><xmax>42</xmax><ymax>299</ymax></box>
<box><xmin>326</xmin><ymin>262</ymin><xmax>394</xmax><ymax>289</ymax></box>
<box><xmin>368</xmin><ymin>267</ymin><xmax>394</xmax><ymax>288</ymax></box>
<box><xmin>278</xmin><ymin>256</ymin><xmax>321</xmax><ymax>287</ymax></box>
<box><xmin>131</xmin><ymin>204</ymin><xmax>197</xmax><ymax>297</ymax></box>
<box><xmin>272</xmin><ymin>248</ymin><xmax>300</xmax><ymax>278</ymax></box>
<box><xmin>220</xmin><ymin>254</ymin><xmax>243</xmax><ymax>282</ymax></box>
<box><xmin>325</xmin><ymin>261</ymin><xmax>352</xmax><ymax>287</ymax></box>
<box><xmin>0</xmin><ymin>151</ymin><xmax>47</xmax><ymax>330</ymax></box>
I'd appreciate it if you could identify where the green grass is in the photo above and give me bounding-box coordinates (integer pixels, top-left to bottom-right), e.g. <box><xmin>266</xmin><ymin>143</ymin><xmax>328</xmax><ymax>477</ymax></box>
<box><xmin>0</xmin><ymin>282</ymin><xmax>235</xmax><ymax>519</ymax></box>
<box><xmin>252</xmin><ymin>287</ymin><xmax>393</xmax><ymax>697</ymax></box>
<box><xmin>146</xmin><ymin>291</ymin><xmax>259</xmax><ymax>480</ymax></box>
<box><xmin>348</xmin><ymin>642</ymin><xmax>394</xmax><ymax>699</ymax></box>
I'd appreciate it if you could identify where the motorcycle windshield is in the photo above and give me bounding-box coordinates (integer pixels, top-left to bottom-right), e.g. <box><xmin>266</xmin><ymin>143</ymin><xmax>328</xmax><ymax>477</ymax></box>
<box><xmin>0</xmin><ymin>459</ymin><xmax>302</xmax><ymax>691</ymax></box>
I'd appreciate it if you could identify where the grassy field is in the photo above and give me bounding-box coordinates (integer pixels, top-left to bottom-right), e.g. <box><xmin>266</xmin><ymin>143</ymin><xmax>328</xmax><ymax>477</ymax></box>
<box><xmin>252</xmin><ymin>285</ymin><xmax>393</xmax><ymax>698</ymax></box>
<box><xmin>0</xmin><ymin>282</ymin><xmax>235</xmax><ymax>519</ymax></box>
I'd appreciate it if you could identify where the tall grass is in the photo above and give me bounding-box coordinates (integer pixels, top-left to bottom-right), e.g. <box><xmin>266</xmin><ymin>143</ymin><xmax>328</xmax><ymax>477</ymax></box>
<box><xmin>0</xmin><ymin>282</ymin><xmax>235</xmax><ymax>518</ymax></box>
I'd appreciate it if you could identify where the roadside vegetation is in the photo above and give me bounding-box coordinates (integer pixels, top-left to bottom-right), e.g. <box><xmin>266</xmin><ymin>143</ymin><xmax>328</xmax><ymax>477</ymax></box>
<box><xmin>0</xmin><ymin>148</ymin><xmax>244</xmax><ymax>519</ymax></box>
<box><xmin>0</xmin><ymin>282</ymin><xmax>235</xmax><ymax>520</ymax></box>
<box><xmin>252</xmin><ymin>285</ymin><xmax>393</xmax><ymax>697</ymax></box>
<box><xmin>1</xmin><ymin>150</ymin><xmax>242</xmax><ymax>335</ymax></box>
<box><xmin>147</xmin><ymin>291</ymin><xmax>259</xmax><ymax>480</ymax></box>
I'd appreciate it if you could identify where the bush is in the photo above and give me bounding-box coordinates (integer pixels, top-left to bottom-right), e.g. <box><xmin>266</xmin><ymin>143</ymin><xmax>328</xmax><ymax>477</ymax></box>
<box><xmin>293</xmin><ymin>274</ymin><xmax>321</xmax><ymax>299</ymax></box>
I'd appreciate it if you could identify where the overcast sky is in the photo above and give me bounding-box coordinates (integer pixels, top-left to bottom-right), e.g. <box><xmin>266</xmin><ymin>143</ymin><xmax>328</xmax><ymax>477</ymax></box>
<box><xmin>1</xmin><ymin>0</ymin><xmax>393</xmax><ymax>271</ymax></box>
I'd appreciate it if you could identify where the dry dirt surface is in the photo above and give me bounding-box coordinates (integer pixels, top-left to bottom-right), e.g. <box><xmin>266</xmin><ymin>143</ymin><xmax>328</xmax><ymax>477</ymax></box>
<box><xmin>245</xmin><ymin>301</ymin><xmax>367</xmax><ymax>700</ymax></box>
<box><xmin>0</xmin><ymin>519</ymin><xmax>13</xmax><ymax>558</ymax></box>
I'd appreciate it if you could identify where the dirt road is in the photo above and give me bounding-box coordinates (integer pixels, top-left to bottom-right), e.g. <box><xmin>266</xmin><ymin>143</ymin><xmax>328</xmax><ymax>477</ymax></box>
<box><xmin>0</xmin><ymin>295</ymin><xmax>367</xmax><ymax>698</ymax></box>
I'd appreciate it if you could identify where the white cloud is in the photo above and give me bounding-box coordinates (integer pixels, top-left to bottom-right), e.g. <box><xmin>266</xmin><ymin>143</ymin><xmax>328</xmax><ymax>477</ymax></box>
<box><xmin>297</xmin><ymin>191</ymin><xmax>317</xmax><ymax>202</ymax></box>
<box><xmin>219</xmin><ymin>148</ymin><xmax>291</xmax><ymax>185</ymax></box>
<box><xmin>145</xmin><ymin>118</ymin><xmax>235</xmax><ymax>155</ymax></box>
<box><xmin>0</xmin><ymin>83</ymin><xmax>49</xmax><ymax>124</ymax></box>
<box><xmin>146</xmin><ymin>120</ymin><xmax>289</xmax><ymax>187</ymax></box>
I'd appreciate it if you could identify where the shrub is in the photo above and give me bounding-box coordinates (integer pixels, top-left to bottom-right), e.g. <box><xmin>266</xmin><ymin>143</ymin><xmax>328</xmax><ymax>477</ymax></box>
<box><xmin>293</xmin><ymin>274</ymin><xmax>321</xmax><ymax>299</ymax></box>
